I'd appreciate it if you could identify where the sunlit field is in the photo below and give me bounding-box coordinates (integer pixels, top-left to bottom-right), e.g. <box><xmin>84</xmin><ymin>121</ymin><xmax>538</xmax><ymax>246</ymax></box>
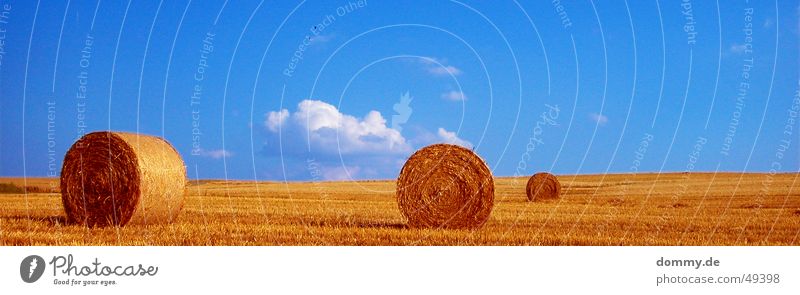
<box><xmin>1</xmin><ymin>173</ymin><xmax>798</xmax><ymax>246</ymax></box>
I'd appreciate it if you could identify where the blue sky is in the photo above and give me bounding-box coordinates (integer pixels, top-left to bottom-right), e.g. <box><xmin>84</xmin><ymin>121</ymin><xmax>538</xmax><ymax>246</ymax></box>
<box><xmin>1</xmin><ymin>0</ymin><xmax>798</xmax><ymax>181</ymax></box>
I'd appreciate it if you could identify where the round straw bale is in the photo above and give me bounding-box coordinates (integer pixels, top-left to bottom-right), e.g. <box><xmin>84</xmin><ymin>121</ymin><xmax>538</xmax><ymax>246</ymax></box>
<box><xmin>396</xmin><ymin>144</ymin><xmax>494</xmax><ymax>229</ymax></box>
<box><xmin>60</xmin><ymin>131</ymin><xmax>186</xmax><ymax>227</ymax></box>
<box><xmin>526</xmin><ymin>172</ymin><xmax>561</xmax><ymax>201</ymax></box>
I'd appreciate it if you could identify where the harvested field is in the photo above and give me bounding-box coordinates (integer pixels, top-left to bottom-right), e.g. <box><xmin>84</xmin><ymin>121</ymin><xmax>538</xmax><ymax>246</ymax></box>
<box><xmin>0</xmin><ymin>172</ymin><xmax>798</xmax><ymax>245</ymax></box>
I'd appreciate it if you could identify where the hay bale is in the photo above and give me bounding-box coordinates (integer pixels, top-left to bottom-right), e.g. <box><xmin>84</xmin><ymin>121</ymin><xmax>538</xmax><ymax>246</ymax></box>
<box><xmin>526</xmin><ymin>172</ymin><xmax>561</xmax><ymax>201</ymax></box>
<box><xmin>60</xmin><ymin>131</ymin><xmax>186</xmax><ymax>227</ymax></box>
<box><xmin>396</xmin><ymin>144</ymin><xmax>494</xmax><ymax>229</ymax></box>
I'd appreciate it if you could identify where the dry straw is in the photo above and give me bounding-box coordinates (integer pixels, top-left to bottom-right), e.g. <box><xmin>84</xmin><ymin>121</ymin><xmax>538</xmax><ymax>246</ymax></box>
<box><xmin>60</xmin><ymin>131</ymin><xmax>186</xmax><ymax>227</ymax></box>
<box><xmin>396</xmin><ymin>144</ymin><xmax>494</xmax><ymax>229</ymax></box>
<box><xmin>526</xmin><ymin>172</ymin><xmax>561</xmax><ymax>201</ymax></box>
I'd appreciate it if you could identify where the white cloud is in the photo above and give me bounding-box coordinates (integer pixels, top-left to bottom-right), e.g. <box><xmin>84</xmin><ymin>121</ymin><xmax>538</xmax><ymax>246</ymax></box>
<box><xmin>197</xmin><ymin>149</ymin><xmax>233</xmax><ymax>159</ymax></box>
<box><xmin>321</xmin><ymin>165</ymin><xmax>360</xmax><ymax>181</ymax></box>
<box><xmin>265</xmin><ymin>100</ymin><xmax>411</xmax><ymax>155</ymax></box>
<box><xmin>436</xmin><ymin>128</ymin><xmax>473</xmax><ymax>149</ymax></box>
<box><xmin>407</xmin><ymin>126</ymin><xmax>473</xmax><ymax>150</ymax></box>
<box><xmin>441</xmin><ymin>90</ymin><xmax>467</xmax><ymax>101</ymax></box>
<box><xmin>428</xmin><ymin>66</ymin><xmax>462</xmax><ymax>76</ymax></box>
<box><xmin>265</xmin><ymin>109</ymin><xmax>289</xmax><ymax>132</ymax></box>
<box><xmin>762</xmin><ymin>18</ymin><xmax>773</xmax><ymax>28</ymax></box>
<box><xmin>729</xmin><ymin>43</ymin><xmax>749</xmax><ymax>54</ymax></box>
<box><xmin>263</xmin><ymin>100</ymin><xmax>474</xmax><ymax>180</ymax></box>
<box><xmin>589</xmin><ymin>113</ymin><xmax>608</xmax><ymax>126</ymax></box>
<box><xmin>421</xmin><ymin>57</ymin><xmax>462</xmax><ymax>76</ymax></box>
<box><xmin>308</xmin><ymin>34</ymin><xmax>334</xmax><ymax>45</ymax></box>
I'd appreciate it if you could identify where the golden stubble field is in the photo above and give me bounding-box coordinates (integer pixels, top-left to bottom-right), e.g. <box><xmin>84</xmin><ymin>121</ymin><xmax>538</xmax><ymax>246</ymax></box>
<box><xmin>1</xmin><ymin>173</ymin><xmax>799</xmax><ymax>245</ymax></box>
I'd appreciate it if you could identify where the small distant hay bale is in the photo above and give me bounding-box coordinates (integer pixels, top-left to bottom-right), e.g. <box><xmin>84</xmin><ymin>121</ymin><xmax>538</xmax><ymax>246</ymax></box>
<box><xmin>526</xmin><ymin>172</ymin><xmax>561</xmax><ymax>201</ymax></box>
<box><xmin>60</xmin><ymin>131</ymin><xmax>187</xmax><ymax>227</ymax></box>
<box><xmin>396</xmin><ymin>144</ymin><xmax>494</xmax><ymax>229</ymax></box>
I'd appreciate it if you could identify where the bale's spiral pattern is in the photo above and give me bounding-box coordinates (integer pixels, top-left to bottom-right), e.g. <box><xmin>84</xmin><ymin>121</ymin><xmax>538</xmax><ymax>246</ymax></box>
<box><xmin>60</xmin><ymin>131</ymin><xmax>186</xmax><ymax>227</ymax></box>
<box><xmin>526</xmin><ymin>172</ymin><xmax>561</xmax><ymax>201</ymax></box>
<box><xmin>396</xmin><ymin>144</ymin><xmax>494</xmax><ymax>229</ymax></box>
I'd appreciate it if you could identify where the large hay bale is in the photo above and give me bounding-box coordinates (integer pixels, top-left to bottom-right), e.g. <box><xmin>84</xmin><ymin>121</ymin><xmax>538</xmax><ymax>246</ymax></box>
<box><xmin>60</xmin><ymin>131</ymin><xmax>186</xmax><ymax>227</ymax></box>
<box><xmin>396</xmin><ymin>144</ymin><xmax>494</xmax><ymax>229</ymax></box>
<box><xmin>526</xmin><ymin>172</ymin><xmax>561</xmax><ymax>201</ymax></box>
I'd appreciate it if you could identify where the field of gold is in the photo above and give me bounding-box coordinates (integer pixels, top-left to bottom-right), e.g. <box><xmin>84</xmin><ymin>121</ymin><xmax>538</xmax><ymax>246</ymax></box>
<box><xmin>1</xmin><ymin>173</ymin><xmax>798</xmax><ymax>245</ymax></box>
